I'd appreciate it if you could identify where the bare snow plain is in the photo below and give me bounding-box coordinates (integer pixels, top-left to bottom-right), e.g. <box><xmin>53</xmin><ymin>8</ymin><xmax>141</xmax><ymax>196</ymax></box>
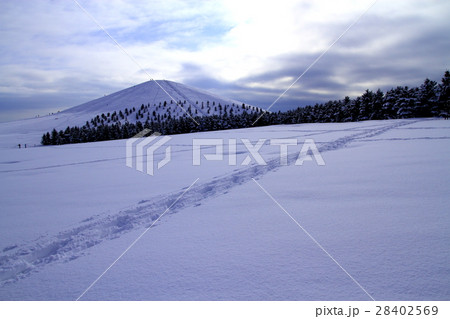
<box><xmin>0</xmin><ymin>118</ymin><xmax>449</xmax><ymax>300</ymax></box>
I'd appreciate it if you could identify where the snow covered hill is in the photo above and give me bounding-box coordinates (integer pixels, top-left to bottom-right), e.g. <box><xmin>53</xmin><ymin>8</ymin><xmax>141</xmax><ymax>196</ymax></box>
<box><xmin>0</xmin><ymin>118</ymin><xmax>449</xmax><ymax>300</ymax></box>
<box><xmin>64</xmin><ymin>80</ymin><xmax>259</xmax><ymax>122</ymax></box>
<box><xmin>0</xmin><ymin>80</ymin><xmax>259</xmax><ymax>148</ymax></box>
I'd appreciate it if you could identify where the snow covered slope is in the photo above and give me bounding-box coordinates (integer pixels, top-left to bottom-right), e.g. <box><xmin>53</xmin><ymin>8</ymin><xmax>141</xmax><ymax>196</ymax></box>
<box><xmin>0</xmin><ymin>80</ymin><xmax>257</xmax><ymax>148</ymax></box>
<box><xmin>0</xmin><ymin>118</ymin><xmax>449</xmax><ymax>300</ymax></box>
<box><xmin>64</xmin><ymin>80</ymin><xmax>253</xmax><ymax>118</ymax></box>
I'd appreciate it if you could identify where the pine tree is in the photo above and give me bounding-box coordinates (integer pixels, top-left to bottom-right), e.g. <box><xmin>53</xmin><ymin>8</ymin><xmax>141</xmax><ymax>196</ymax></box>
<box><xmin>437</xmin><ymin>71</ymin><xmax>450</xmax><ymax>118</ymax></box>
<box><xmin>416</xmin><ymin>78</ymin><xmax>438</xmax><ymax>117</ymax></box>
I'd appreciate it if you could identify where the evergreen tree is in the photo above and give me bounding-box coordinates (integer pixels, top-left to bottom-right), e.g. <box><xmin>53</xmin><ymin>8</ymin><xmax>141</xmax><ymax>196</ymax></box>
<box><xmin>416</xmin><ymin>78</ymin><xmax>438</xmax><ymax>117</ymax></box>
<box><xmin>437</xmin><ymin>71</ymin><xmax>450</xmax><ymax>118</ymax></box>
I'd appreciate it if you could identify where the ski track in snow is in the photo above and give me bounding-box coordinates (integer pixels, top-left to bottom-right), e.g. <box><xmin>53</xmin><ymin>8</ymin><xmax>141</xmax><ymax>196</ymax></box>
<box><xmin>0</xmin><ymin>119</ymin><xmax>426</xmax><ymax>285</ymax></box>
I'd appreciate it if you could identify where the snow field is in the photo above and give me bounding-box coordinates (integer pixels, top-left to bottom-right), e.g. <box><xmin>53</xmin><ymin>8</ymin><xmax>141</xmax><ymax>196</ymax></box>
<box><xmin>0</xmin><ymin>119</ymin><xmax>449</xmax><ymax>300</ymax></box>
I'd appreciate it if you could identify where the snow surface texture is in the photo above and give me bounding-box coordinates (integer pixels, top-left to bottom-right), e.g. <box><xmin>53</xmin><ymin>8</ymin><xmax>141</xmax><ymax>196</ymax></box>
<box><xmin>0</xmin><ymin>118</ymin><xmax>449</xmax><ymax>300</ymax></box>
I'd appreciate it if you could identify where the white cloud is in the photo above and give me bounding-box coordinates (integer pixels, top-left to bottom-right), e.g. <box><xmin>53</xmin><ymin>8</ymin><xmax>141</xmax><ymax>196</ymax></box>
<box><xmin>0</xmin><ymin>0</ymin><xmax>449</xmax><ymax>120</ymax></box>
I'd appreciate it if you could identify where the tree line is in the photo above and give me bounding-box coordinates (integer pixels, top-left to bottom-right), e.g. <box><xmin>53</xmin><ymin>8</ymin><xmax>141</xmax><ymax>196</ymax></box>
<box><xmin>42</xmin><ymin>71</ymin><xmax>449</xmax><ymax>145</ymax></box>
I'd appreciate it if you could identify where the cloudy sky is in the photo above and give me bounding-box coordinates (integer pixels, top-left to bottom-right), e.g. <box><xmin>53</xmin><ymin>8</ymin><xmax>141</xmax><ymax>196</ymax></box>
<box><xmin>0</xmin><ymin>0</ymin><xmax>449</xmax><ymax>121</ymax></box>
